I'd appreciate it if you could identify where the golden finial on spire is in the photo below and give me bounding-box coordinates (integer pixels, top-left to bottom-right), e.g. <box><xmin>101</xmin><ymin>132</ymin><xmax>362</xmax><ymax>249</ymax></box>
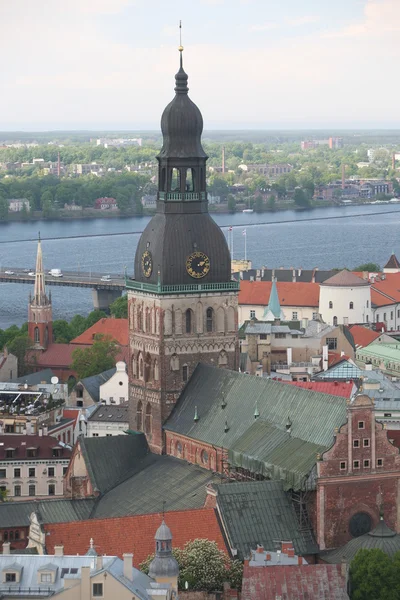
<box><xmin>178</xmin><ymin>20</ymin><xmax>183</xmax><ymax>52</ymax></box>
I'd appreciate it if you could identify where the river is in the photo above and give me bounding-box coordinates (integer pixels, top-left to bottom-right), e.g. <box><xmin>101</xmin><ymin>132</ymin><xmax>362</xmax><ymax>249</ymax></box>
<box><xmin>1</xmin><ymin>203</ymin><xmax>400</xmax><ymax>328</ymax></box>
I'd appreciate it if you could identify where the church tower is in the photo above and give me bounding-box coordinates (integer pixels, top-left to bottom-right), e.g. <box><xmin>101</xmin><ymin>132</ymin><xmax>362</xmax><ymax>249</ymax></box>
<box><xmin>28</xmin><ymin>237</ymin><xmax>52</xmax><ymax>349</ymax></box>
<box><xmin>127</xmin><ymin>43</ymin><xmax>239</xmax><ymax>453</ymax></box>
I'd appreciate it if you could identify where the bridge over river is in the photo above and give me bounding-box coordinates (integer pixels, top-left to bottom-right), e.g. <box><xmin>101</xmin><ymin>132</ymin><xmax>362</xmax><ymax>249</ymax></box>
<box><xmin>0</xmin><ymin>268</ymin><xmax>125</xmax><ymax>311</ymax></box>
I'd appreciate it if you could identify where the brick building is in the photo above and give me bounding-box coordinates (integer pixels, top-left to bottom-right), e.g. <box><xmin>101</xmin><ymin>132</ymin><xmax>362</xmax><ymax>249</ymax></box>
<box><xmin>127</xmin><ymin>48</ymin><xmax>239</xmax><ymax>453</ymax></box>
<box><xmin>28</xmin><ymin>238</ymin><xmax>52</xmax><ymax>350</ymax></box>
<box><xmin>316</xmin><ymin>393</ymin><xmax>400</xmax><ymax>549</ymax></box>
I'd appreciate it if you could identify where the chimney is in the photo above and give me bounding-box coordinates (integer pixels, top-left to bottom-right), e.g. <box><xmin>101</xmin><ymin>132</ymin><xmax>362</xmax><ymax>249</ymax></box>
<box><xmin>54</xmin><ymin>545</ymin><xmax>64</xmax><ymax>556</ymax></box>
<box><xmin>292</xmin><ymin>269</ymin><xmax>296</xmax><ymax>282</ymax></box>
<box><xmin>2</xmin><ymin>542</ymin><xmax>11</xmax><ymax>554</ymax></box>
<box><xmin>123</xmin><ymin>553</ymin><xmax>133</xmax><ymax>580</ymax></box>
<box><xmin>287</xmin><ymin>547</ymin><xmax>295</xmax><ymax>558</ymax></box>
<box><xmin>96</xmin><ymin>555</ymin><xmax>103</xmax><ymax>570</ymax></box>
<box><xmin>80</xmin><ymin>566</ymin><xmax>90</xmax><ymax>596</ymax></box>
<box><xmin>43</xmin><ymin>425</ymin><xmax>48</xmax><ymax>436</ymax></box>
<box><xmin>287</xmin><ymin>348</ymin><xmax>292</xmax><ymax>366</ymax></box>
<box><xmin>266</xmin><ymin>553</ymin><xmax>271</xmax><ymax>561</ymax></box>
<box><xmin>38</xmin><ymin>427</ymin><xmax>43</xmax><ymax>437</ymax></box>
<box><xmin>26</xmin><ymin>421</ymin><xmax>32</xmax><ymax>435</ymax></box>
<box><xmin>256</xmin><ymin>545</ymin><xmax>264</xmax><ymax>554</ymax></box>
<box><xmin>365</xmin><ymin>363</ymin><xmax>373</xmax><ymax>371</ymax></box>
<box><xmin>297</xmin><ymin>556</ymin><xmax>303</xmax><ymax>565</ymax></box>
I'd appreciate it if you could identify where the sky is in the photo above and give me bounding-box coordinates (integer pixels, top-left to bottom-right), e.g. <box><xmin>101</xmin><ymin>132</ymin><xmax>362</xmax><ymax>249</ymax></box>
<box><xmin>0</xmin><ymin>0</ymin><xmax>399</xmax><ymax>130</ymax></box>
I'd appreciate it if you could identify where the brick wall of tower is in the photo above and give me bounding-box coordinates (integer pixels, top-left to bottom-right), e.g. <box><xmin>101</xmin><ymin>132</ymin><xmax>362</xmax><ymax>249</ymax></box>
<box><xmin>128</xmin><ymin>290</ymin><xmax>239</xmax><ymax>454</ymax></box>
<box><xmin>316</xmin><ymin>394</ymin><xmax>400</xmax><ymax>550</ymax></box>
<box><xmin>28</xmin><ymin>304</ymin><xmax>53</xmax><ymax>349</ymax></box>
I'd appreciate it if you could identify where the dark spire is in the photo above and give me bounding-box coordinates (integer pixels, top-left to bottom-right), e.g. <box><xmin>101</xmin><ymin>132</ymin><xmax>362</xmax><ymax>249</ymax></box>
<box><xmin>175</xmin><ymin>21</ymin><xmax>188</xmax><ymax>94</ymax></box>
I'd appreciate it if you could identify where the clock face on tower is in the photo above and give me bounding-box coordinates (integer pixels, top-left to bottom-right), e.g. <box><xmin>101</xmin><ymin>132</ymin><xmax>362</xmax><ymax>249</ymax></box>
<box><xmin>186</xmin><ymin>251</ymin><xmax>210</xmax><ymax>279</ymax></box>
<box><xmin>141</xmin><ymin>250</ymin><xmax>153</xmax><ymax>278</ymax></box>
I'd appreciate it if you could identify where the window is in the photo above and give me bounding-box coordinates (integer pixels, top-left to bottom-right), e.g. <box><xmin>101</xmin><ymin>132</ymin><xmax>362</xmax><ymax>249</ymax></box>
<box><xmin>92</xmin><ymin>433</ymin><xmax>99</xmax><ymax>437</ymax></box>
<box><xmin>312</xmin><ymin>312</ymin><xmax>318</xmax><ymax>320</ymax></box>
<box><xmin>292</xmin><ymin>312</ymin><xmax>298</xmax><ymax>320</ymax></box>
<box><xmin>206</xmin><ymin>308</ymin><xmax>214</xmax><ymax>333</ymax></box>
<box><xmin>260</xmin><ymin>334</ymin><xmax>267</xmax><ymax>340</ymax></box>
<box><xmin>333</xmin><ymin>316</ymin><xmax>338</xmax><ymax>326</ymax></box>
<box><xmin>27</xmin><ymin>448</ymin><xmax>37</xmax><ymax>458</ymax></box>
<box><xmin>0</xmin><ymin>469</ymin><xmax>6</xmax><ymax>478</ymax></box>
<box><xmin>326</xmin><ymin>337</ymin><xmax>337</xmax><ymax>350</ymax></box>
<box><xmin>41</xmin><ymin>573</ymin><xmax>52</xmax><ymax>583</ymax></box>
<box><xmin>398</xmin><ymin>310</ymin><xmax>400</xmax><ymax>318</ymax></box>
<box><xmin>106</xmin><ymin>434</ymin><xmax>112</xmax><ymax>437</ymax></box>
<box><xmin>63</xmin><ymin>467</ymin><xmax>68</xmax><ymax>476</ymax></box>
<box><xmin>201</xmin><ymin>450</ymin><xmax>209</xmax><ymax>464</ymax></box>
<box><xmin>145</xmin><ymin>403</ymin><xmax>152</xmax><ymax>435</ymax></box>
<box><xmin>5</xmin><ymin>449</ymin><xmax>14</xmax><ymax>459</ymax></box>
<box><xmin>34</xmin><ymin>327</ymin><xmax>40</xmax><ymax>343</ymax></box>
<box><xmin>48</xmin><ymin>467</ymin><xmax>55</xmax><ymax>477</ymax></box>
<box><xmin>136</xmin><ymin>400</ymin><xmax>143</xmax><ymax>431</ymax></box>
<box><xmin>14</xmin><ymin>468</ymin><xmax>20</xmax><ymax>478</ymax></box>
<box><xmin>358</xmin><ymin>421</ymin><xmax>364</xmax><ymax>429</ymax></box>
<box><xmin>363</xmin><ymin>439</ymin><xmax>370</xmax><ymax>447</ymax></box>
<box><xmin>52</xmin><ymin>448</ymin><xmax>61</xmax><ymax>458</ymax></box>
<box><xmin>377</xmin><ymin>459</ymin><xmax>383</xmax><ymax>467</ymax></box>
<box><xmin>349</xmin><ymin>302</ymin><xmax>354</xmax><ymax>309</ymax></box>
<box><xmin>250</xmin><ymin>310</ymin><xmax>256</xmax><ymax>319</ymax></box>
<box><xmin>171</xmin><ymin>167</ymin><xmax>180</xmax><ymax>192</ymax></box>
<box><xmin>6</xmin><ymin>573</ymin><xmax>16</xmax><ymax>583</ymax></box>
<box><xmin>109</xmin><ymin>396</ymin><xmax>114</xmax><ymax>403</ymax></box>
<box><xmin>28</xmin><ymin>468</ymin><xmax>36</xmax><ymax>478</ymax></box>
<box><xmin>340</xmin><ymin>461</ymin><xmax>346</xmax><ymax>470</ymax></box>
<box><xmin>367</xmin><ymin>300</ymin><xmax>369</xmax><ymax>308</ymax></box>
<box><xmin>14</xmin><ymin>485</ymin><xmax>21</xmax><ymax>497</ymax></box>
<box><xmin>182</xmin><ymin>365</ymin><xmax>189</xmax><ymax>383</ymax></box>
<box><xmin>384</xmin><ymin>413</ymin><xmax>392</xmax><ymax>418</ymax></box>
<box><xmin>384</xmin><ymin>312</ymin><xmax>387</xmax><ymax>321</ymax></box>
<box><xmin>353</xmin><ymin>460</ymin><xmax>360</xmax><ymax>469</ymax></box>
<box><xmin>48</xmin><ymin>484</ymin><xmax>55</xmax><ymax>496</ymax></box>
<box><xmin>391</xmin><ymin>311</ymin><xmax>394</xmax><ymax>320</ymax></box>
<box><xmin>363</xmin><ymin>459</ymin><xmax>370</xmax><ymax>468</ymax></box>
<box><xmin>176</xmin><ymin>441</ymin><xmax>182</xmax><ymax>456</ymax></box>
<box><xmin>275</xmin><ymin>333</ymin><xmax>286</xmax><ymax>339</ymax></box>
<box><xmin>353</xmin><ymin>440</ymin><xmax>360</xmax><ymax>448</ymax></box>
<box><xmin>29</xmin><ymin>485</ymin><xmax>36</xmax><ymax>496</ymax></box>
<box><xmin>93</xmin><ymin>583</ymin><xmax>103</xmax><ymax>597</ymax></box>
<box><xmin>376</xmin><ymin>314</ymin><xmax>380</xmax><ymax>322</ymax></box>
<box><xmin>185</xmin><ymin>309</ymin><xmax>193</xmax><ymax>333</ymax></box>
<box><xmin>329</xmin><ymin>301</ymin><xmax>333</xmax><ymax>309</ymax></box>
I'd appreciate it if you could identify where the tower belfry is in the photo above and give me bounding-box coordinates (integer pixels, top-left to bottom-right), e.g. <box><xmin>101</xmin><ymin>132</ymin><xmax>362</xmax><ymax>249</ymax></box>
<box><xmin>127</xmin><ymin>37</ymin><xmax>239</xmax><ymax>452</ymax></box>
<box><xmin>28</xmin><ymin>237</ymin><xmax>52</xmax><ymax>349</ymax></box>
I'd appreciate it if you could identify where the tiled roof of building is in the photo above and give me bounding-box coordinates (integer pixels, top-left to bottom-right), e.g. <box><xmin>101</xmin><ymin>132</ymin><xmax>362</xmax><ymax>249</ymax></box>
<box><xmin>93</xmin><ymin>455</ymin><xmax>221</xmax><ymax>519</ymax></box>
<box><xmin>384</xmin><ymin>254</ymin><xmax>400</xmax><ymax>269</ymax></box>
<box><xmin>0</xmin><ymin>435</ymin><xmax>72</xmax><ymax>461</ymax></box>
<box><xmin>215</xmin><ymin>481</ymin><xmax>317</xmax><ymax>559</ymax></box>
<box><xmin>13</xmin><ymin>368</ymin><xmax>55</xmax><ymax>385</ymax></box>
<box><xmin>78</xmin><ymin>432</ymin><xmax>149</xmax><ymax>495</ymax></box>
<box><xmin>165</xmin><ymin>365</ymin><xmax>347</xmax><ymax>490</ymax></box>
<box><xmin>238</xmin><ymin>281</ymin><xmax>320</xmax><ymax>307</ymax></box>
<box><xmin>62</xmin><ymin>409</ymin><xmax>80</xmax><ymax>426</ymax></box>
<box><xmin>44</xmin><ymin>508</ymin><xmax>228</xmax><ymax>566</ymax></box>
<box><xmin>387</xmin><ymin>431</ymin><xmax>400</xmax><ymax>449</ymax></box>
<box><xmin>321</xmin><ymin>269</ymin><xmax>369</xmax><ymax>287</ymax></box>
<box><xmin>285</xmin><ymin>380</ymin><xmax>354</xmax><ymax>398</ymax></box>
<box><xmin>71</xmin><ymin>318</ymin><xmax>128</xmax><ymax>346</ymax></box>
<box><xmin>349</xmin><ymin>325</ymin><xmax>382</xmax><ymax>348</ymax></box>
<box><xmin>0</xmin><ymin>499</ymin><xmax>95</xmax><ymax>527</ymax></box>
<box><xmin>29</xmin><ymin>343</ymin><xmax>86</xmax><ymax>368</ymax></box>
<box><xmin>237</xmin><ymin>268</ymin><xmax>336</xmax><ymax>284</ymax></box>
<box><xmin>241</xmin><ymin>563</ymin><xmax>349</xmax><ymax>600</ymax></box>
<box><xmin>88</xmin><ymin>404</ymin><xmax>129</xmax><ymax>423</ymax></box>
<box><xmin>79</xmin><ymin>368</ymin><xmax>116</xmax><ymax>403</ymax></box>
<box><xmin>322</xmin><ymin>518</ymin><xmax>400</xmax><ymax>564</ymax></box>
<box><xmin>371</xmin><ymin>273</ymin><xmax>400</xmax><ymax>305</ymax></box>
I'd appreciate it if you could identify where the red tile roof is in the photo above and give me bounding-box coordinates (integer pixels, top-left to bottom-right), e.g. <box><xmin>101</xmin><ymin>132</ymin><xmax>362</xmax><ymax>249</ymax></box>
<box><xmin>241</xmin><ymin>563</ymin><xmax>348</xmax><ymax>600</ymax></box>
<box><xmin>29</xmin><ymin>344</ymin><xmax>88</xmax><ymax>368</ymax></box>
<box><xmin>387</xmin><ymin>431</ymin><xmax>400</xmax><ymax>449</ymax></box>
<box><xmin>62</xmin><ymin>409</ymin><xmax>80</xmax><ymax>426</ymax></box>
<box><xmin>349</xmin><ymin>325</ymin><xmax>382</xmax><ymax>348</ymax></box>
<box><xmin>0</xmin><ymin>435</ymin><xmax>72</xmax><ymax>460</ymax></box>
<box><xmin>71</xmin><ymin>318</ymin><xmax>128</xmax><ymax>346</ymax></box>
<box><xmin>285</xmin><ymin>380</ymin><xmax>353</xmax><ymax>398</ymax></box>
<box><xmin>239</xmin><ymin>281</ymin><xmax>320</xmax><ymax>307</ymax></box>
<box><xmin>321</xmin><ymin>270</ymin><xmax>369</xmax><ymax>287</ymax></box>
<box><xmin>371</xmin><ymin>273</ymin><xmax>400</xmax><ymax>306</ymax></box>
<box><xmin>43</xmin><ymin>508</ymin><xmax>228</xmax><ymax>567</ymax></box>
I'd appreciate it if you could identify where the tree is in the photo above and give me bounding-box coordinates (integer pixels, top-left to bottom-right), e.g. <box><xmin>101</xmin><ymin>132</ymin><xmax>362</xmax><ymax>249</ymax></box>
<box><xmin>227</xmin><ymin>195</ymin><xmax>236</xmax><ymax>212</ymax></box>
<box><xmin>353</xmin><ymin>263</ymin><xmax>381</xmax><ymax>272</ymax></box>
<box><xmin>0</xmin><ymin>195</ymin><xmax>8</xmax><ymax>220</ymax></box>
<box><xmin>268</xmin><ymin>194</ymin><xmax>276</xmax><ymax>209</ymax></box>
<box><xmin>40</xmin><ymin>190</ymin><xmax>53</xmax><ymax>209</ymax></box>
<box><xmin>254</xmin><ymin>196</ymin><xmax>264</xmax><ymax>212</ymax></box>
<box><xmin>53</xmin><ymin>319</ymin><xmax>72</xmax><ymax>343</ymax></box>
<box><xmin>140</xmin><ymin>539</ymin><xmax>243</xmax><ymax>593</ymax></box>
<box><xmin>110</xmin><ymin>294</ymin><xmax>128</xmax><ymax>318</ymax></box>
<box><xmin>8</xmin><ymin>334</ymin><xmax>34</xmax><ymax>376</ymax></box>
<box><xmin>71</xmin><ymin>335</ymin><xmax>119</xmax><ymax>379</ymax></box>
<box><xmin>349</xmin><ymin>549</ymin><xmax>400</xmax><ymax>600</ymax></box>
<box><xmin>69</xmin><ymin>314</ymin><xmax>88</xmax><ymax>339</ymax></box>
<box><xmin>84</xmin><ymin>310</ymin><xmax>107</xmax><ymax>330</ymax></box>
<box><xmin>293</xmin><ymin>187</ymin><xmax>310</xmax><ymax>207</ymax></box>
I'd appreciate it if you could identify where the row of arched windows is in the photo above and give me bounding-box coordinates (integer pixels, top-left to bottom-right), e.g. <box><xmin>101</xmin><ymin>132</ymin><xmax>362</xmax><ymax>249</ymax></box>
<box><xmin>130</xmin><ymin>305</ymin><xmax>160</xmax><ymax>335</ymax></box>
<box><xmin>165</xmin><ymin>305</ymin><xmax>235</xmax><ymax>336</ymax></box>
<box><xmin>136</xmin><ymin>401</ymin><xmax>151</xmax><ymax>434</ymax></box>
<box><xmin>132</xmin><ymin>352</ymin><xmax>159</xmax><ymax>382</ymax></box>
<box><xmin>159</xmin><ymin>167</ymin><xmax>204</xmax><ymax>193</ymax></box>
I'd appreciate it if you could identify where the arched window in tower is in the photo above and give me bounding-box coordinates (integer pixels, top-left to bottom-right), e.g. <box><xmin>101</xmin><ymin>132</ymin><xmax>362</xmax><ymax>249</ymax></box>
<box><xmin>145</xmin><ymin>309</ymin><xmax>151</xmax><ymax>333</ymax></box>
<box><xmin>132</xmin><ymin>354</ymin><xmax>137</xmax><ymax>378</ymax></box>
<box><xmin>145</xmin><ymin>403</ymin><xmax>152</xmax><ymax>434</ymax></box>
<box><xmin>218</xmin><ymin>350</ymin><xmax>228</xmax><ymax>367</ymax></box>
<box><xmin>34</xmin><ymin>327</ymin><xmax>40</xmax><ymax>344</ymax></box>
<box><xmin>185</xmin><ymin>168</ymin><xmax>194</xmax><ymax>192</ymax></box>
<box><xmin>333</xmin><ymin>316</ymin><xmax>338</xmax><ymax>326</ymax></box>
<box><xmin>139</xmin><ymin>353</ymin><xmax>144</xmax><ymax>379</ymax></box>
<box><xmin>349</xmin><ymin>301</ymin><xmax>354</xmax><ymax>309</ymax></box>
<box><xmin>227</xmin><ymin>306</ymin><xmax>235</xmax><ymax>332</ymax></box>
<box><xmin>206</xmin><ymin>307</ymin><xmax>214</xmax><ymax>333</ymax></box>
<box><xmin>144</xmin><ymin>353</ymin><xmax>151</xmax><ymax>382</ymax></box>
<box><xmin>329</xmin><ymin>301</ymin><xmax>333</xmax><ymax>309</ymax></box>
<box><xmin>137</xmin><ymin>307</ymin><xmax>143</xmax><ymax>331</ymax></box>
<box><xmin>171</xmin><ymin>168</ymin><xmax>180</xmax><ymax>192</ymax></box>
<box><xmin>136</xmin><ymin>401</ymin><xmax>143</xmax><ymax>431</ymax></box>
<box><xmin>170</xmin><ymin>354</ymin><xmax>179</xmax><ymax>371</ymax></box>
<box><xmin>185</xmin><ymin>309</ymin><xmax>194</xmax><ymax>334</ymax></box>
<box><xmin>153</xmin><ymin>359</ymin><xmax>159</xmax><ymax>381</ymax></box>
<box><xmin>182</xmin><ymin>364</ymin><xmax>189</xmax><ymax>383</ymax></box>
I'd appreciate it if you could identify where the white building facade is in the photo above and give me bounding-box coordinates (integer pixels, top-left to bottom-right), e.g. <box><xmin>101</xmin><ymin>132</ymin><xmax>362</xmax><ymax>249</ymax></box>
<box><xmin>99</xmin><ymin>361</ymin><xmax>128</xmax><ymax>405</ymax></box>
<box><xmin>319</xmin><ymin>270</ymin><xmax>372</xmax><ymax>326</ymax></box>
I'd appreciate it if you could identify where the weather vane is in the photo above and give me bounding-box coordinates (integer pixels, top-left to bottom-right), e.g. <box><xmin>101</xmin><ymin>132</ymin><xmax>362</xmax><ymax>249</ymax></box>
<box><xmin>179</xmin><ymin>20</ymin><xmax>183</xmax><ymax>52</ymax></box>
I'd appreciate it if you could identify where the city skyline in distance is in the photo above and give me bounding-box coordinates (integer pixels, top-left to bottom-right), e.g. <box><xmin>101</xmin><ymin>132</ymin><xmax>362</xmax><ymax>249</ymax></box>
<box><xmin>0</xmin><ymin>0</ymin><xmax>399</xmax><ymax>130</ymax></box>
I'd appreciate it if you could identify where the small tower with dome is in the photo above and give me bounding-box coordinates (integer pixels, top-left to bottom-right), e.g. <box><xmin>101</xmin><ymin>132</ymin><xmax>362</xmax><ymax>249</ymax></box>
<box><xmin>148</xmin><ymin>520</ymin><xmax>179</xmax><ymax>596</ymax></box>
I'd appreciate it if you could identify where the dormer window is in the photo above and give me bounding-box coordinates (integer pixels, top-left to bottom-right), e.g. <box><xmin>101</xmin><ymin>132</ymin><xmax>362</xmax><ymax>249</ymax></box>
<box><xmin>52</xmin><ymin>448</ymin><xmax>62</xmax><ymax>458</ymax></box>
<box><xmin>5</xmin><ymin>448</ymin><xmax>15</xmax><ymax>459</ymax></box>
<box><xmin>6</xmin><ymin>573</ymin><xmax>16</xmax><ymax>583</ymax></box>
<box><xmin>27</xmin><ymin>447</ymin><xmax>37</xmax><ymax>458</ymax></box>
<box><xmin>2</xmin><ymin>564</ymin><xmax>22</xmax><ymax>584</ymax></box>
<box><xmin>37</xmin><ymin>564</ymin><xmax>58</xmax><ymax>584</ymax></box>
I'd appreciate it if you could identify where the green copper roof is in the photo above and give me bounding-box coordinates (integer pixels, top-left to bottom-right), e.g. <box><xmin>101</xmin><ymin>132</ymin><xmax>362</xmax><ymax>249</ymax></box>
<box><xmin>215</xmin><ymin>480</ymin><xmax>318</xmax><ymax>559</ymax></box>
<box><xmin>164</xmin><ymin>364</ymin><xmax>347</xmax><ymax>490</ymax></box>
<box><xmin>356</xmin><ymin>343</ymin><xmax>400</xmax><ymax>362</ymax></box>
<box><xmin>264</xmin><ymin>279</ymin><xmax>282</xmax><ymax>319</ymax></box>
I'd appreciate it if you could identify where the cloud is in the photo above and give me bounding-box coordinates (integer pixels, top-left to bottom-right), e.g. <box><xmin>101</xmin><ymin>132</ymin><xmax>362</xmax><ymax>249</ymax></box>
<box><xmin>249</xmin><ymin>22</ymin><xmax>278</xmax><ymax>32</ymax></box>
<box><xmin>324</xmin><ymin>0</ymin><xmax>400</xmax><ymax>38</ymax></box>
<box><xmin>287</xmin><ymin>15</ymin><xmax>320</xmax><ymax>27</ymax></box>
